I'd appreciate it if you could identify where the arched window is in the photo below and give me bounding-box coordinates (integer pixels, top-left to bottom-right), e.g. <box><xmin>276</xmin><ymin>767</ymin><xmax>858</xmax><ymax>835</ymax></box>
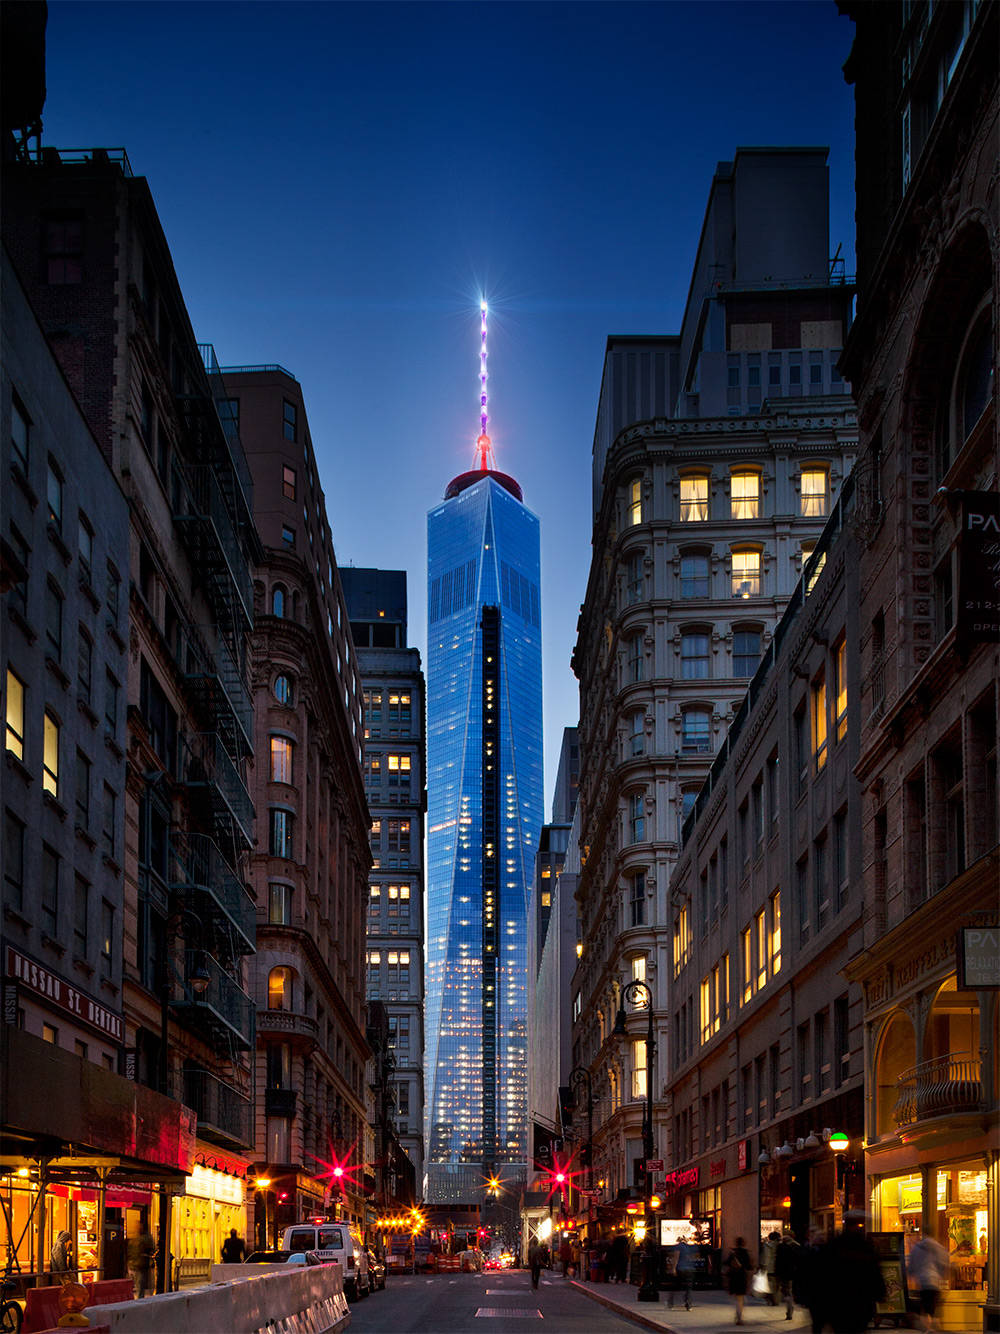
<box><xmin>267</xmin><ymin>966</ymin><xmax>294</xmax><ymax>1011</ymax></box>
<box><xmin>731</xmin><ymin>548</ymin><xmax>761</xmax><ymax>598</ymax></box>
<box><xmin>875</xmin><ymin>1011</ymin><xmax>916</xmax><ymax>1137</ymax></box>
<box><xmin>730</xmin><ymin>469</ymin><xmax>760</xmax><ymax>519</ymax></box>
<box><xmin>939</xmin><ymin>300</ymin><xmax>994</xmax><ymax>479</ymax></box>
<box><xmin>271</xmin><ymin>585</ymin><xmax>286</xmax><ymax>618</ymax></box>
<box><xmin>800</xmin><ymin>465</ymin><xmax>830</xmax><ymax>517</ymax></box>
<box><xmin>626</xmin><ymin>478</ymin><xmax>643</xmax><ymax>527</ymax></box>
<box><xmin>273</xmin><ymin>674</ymin><xmax>294</xmax><ymax>705</ymax></box>
<box><xmin>679</xmin><ymin>472</ymin><xmax>710</xmax><ymax>523</ymax></box>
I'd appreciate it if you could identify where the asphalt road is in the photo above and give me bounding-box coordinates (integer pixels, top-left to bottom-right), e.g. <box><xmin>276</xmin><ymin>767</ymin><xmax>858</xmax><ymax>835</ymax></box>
<box><xmin>346</xmin><ymin>1269</ymin><xmax>644</xmax><ymax>1333</ymax></box>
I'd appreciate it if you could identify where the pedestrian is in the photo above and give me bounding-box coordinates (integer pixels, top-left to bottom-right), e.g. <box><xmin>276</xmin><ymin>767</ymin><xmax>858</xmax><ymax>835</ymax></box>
<box><xmin>908</xmin><ymin>1233</ymin><xmax>950</xmax><ymax>1333</ymax></box>
<box><xmin>127</xmin><ymin>1226</ymin><xmax>157</xmax><ymax>1299</ymax></box>
<box><xmin>669</xmin><ymin>1237</ymin><xmax>695</xmax><ymax>1310</ymax></box>
<box><xmin>775</xmin><ymin>1230</ymin><xmax>801</xmax><ymax>1321</ymax></box>
<box><xmin>221</xmin><ymin>1228</ymin><xmax>246</xmax><ymax>1264</ymax></box>
<box><xmin>609</xmin><ymin>1233</ymin><xmax>629</xmax><ymax>1284</ymax></box>
<box><xmin>822</xmin><ymin>1220</ymin><xmax>886</xmax><ymax>1334</ymax></box>
<box><xmin>50</xmin><ymin>1230</ymin><xmax>75</xmax><ymax>1281</ymax></box>
<box><xmin>793</xmin><ymin>1231</ymin><xmax>827</xmax><ymax>1334</ymax></box>
<box><xmin>528</xmin><ymin>1237</ymin><xmax>542</xmax><ymax>1290</ymax></box>
<box><xmin>724</xmin><ymin>1235</ymin><xmax>753</xmax><ymax>1325</ymax></box>
<box><xmin>762</xmin><ymin>1230</ymin><xmax>780</xmax><ymax>1304</ymax></box>
<box><xmin>559</xmin><ymin>1235</ymin><xmax>572</xmax><ymax>1276</ymax></box>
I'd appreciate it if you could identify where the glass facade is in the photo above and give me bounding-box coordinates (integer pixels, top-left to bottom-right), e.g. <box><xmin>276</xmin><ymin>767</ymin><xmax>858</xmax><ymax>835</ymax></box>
<box><xmin>424</xmin><ymin>473</ymin><xmax>543</xmax><ymax>1201</ymax></box>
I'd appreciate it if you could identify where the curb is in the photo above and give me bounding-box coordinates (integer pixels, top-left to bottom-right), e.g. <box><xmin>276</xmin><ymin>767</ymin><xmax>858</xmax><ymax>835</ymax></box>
<box><xmin>569</xmin><ymin>1278</ymin><xmax>683</xmax><ymax>1334</ymax></box>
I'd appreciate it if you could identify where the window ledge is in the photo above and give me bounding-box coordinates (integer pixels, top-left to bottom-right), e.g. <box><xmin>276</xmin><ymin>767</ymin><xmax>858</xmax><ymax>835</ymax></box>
<box><xmin>77</xmin><ymin>698</ymin><xmax>98</xmax><ymax>727</ymax></box>
<box><xmin>10</xmin><ymin>462</ymin><xmax>39</xmax><ymax>508</ymax></box>
<box><xmin>72</xmin><ymin>955</ymin><xmax>95</xmax><ymax>980</ymax></box>
<box><xmin>5</xmin><ymin>751</ymin><xmax>33</xmax><ymax>786</ymax></box>
<box><xmin>99</xmin><ymin>976</ymin><xmax>119</xmax><ymax>998</ymax></box>
<box><xmin>3</xmin><ymin>905</ymin><xmax>32</xmax><ymax>930</ymax></box>
<box><xmin>43</xmin><ymin>791</ymin><xmax>68</xmax><ymax>821</ymax></box>
<box><xmin>102</xmin><ymin>852</ymin><xmax>121</xmax><ymax>876</ymax></box>
<box><xmin>106</xmin><ymin>621</ymin><xmax>125</xmax><ymax>653</ymax></box>
<box><xmin>47</xmin><ymin>523</ymin><xmax>71</xmax><ymax>566</ymax></box>
<box><xmin>41</xmin><ymin>932</ymin><xmax>66</xmax><ymax>958</ymax></box>
<box><xmin>46</xmin><ymin>656</ymin><xmax>71</xmax><ymax>690</ymax></box>
<box><xmin>104</xmin><ymin>734</ymin><xmax>124</xmax><ymax>761</ymax></box>
<box><xmin>75</xmin><ymin>824</ymin><xmax>97</xmax><ymax>850</ymax></box>
<box><xmin>79</xmin><ymin>576</ymin><xmax>101</xmax><ymax>611</ymax></box>
<box><xmin>8</xmin><ymin>605</ymin><xmax>37</xmax><ymax>644</ymax></box>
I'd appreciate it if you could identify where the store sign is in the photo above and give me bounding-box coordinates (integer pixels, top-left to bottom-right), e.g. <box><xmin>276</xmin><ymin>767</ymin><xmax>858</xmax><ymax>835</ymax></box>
<box><xmin>957</xmin><ymin>491</ymin><xmax>1000</xmax><ymax>642</ymax></box>
<box><xmin>710</xmin><ymin>1158</ymin><xmax>726</xmax><ymax>1179</ymax></box>
<box><xmin>958</xmin><ymin>927</ymin><xmax>1000</xmax><ymax>989</ymax></box>
<box><xmin>738</xmin><ymin>1141</ymin><xmax>748</xmax><ymax>1171</ymax></box>
<box><xmin>184</xmin><ymin>1164</ymin><xmax>244</xmax><ymax>1205</ymax></box>
<box><xmin>5</xmin><ymin>947</ymin><xmax>123</xmax><ymax>1042</ymax></box>
<box><xmin>664</xmin><ymin>1168</ymin><xmax>699</xmax><ymax>1192</ymax></box>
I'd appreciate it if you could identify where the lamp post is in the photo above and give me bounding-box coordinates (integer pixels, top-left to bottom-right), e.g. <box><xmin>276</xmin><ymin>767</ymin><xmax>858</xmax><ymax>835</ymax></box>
<box><xmin>568</xmin><ymin>1066</ymin><xmax>594</xmax><ymax>1195</ymax></box>
<box><xmin>612</xmin><ymin>979</ymin><xmax>658</xmax><ymax>1303</ymax></box>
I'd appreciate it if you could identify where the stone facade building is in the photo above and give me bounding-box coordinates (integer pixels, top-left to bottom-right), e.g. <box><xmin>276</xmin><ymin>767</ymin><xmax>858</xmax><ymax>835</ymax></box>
<box><xmin>221</xmin><ymin>366</ymin><xmax>372</xmax><ymax>1243</ymax></box>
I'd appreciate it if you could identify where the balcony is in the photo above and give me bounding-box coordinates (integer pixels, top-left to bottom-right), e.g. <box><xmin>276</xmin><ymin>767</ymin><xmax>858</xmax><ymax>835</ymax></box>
<box><xmin>172</xmin><ymin>950</ymin><xmax>255</xmax><ymax>1049</ymax></box>
<box><xmin>183</xmin><ymin>1066</ymin><xmax>252</xmax><ymax>1149</ymax></box>
<box><xmin>894</xmin><ymin>1052</ymin><xmax>983</xmax><ymax>1127</ymax></box>
<box><xmin>265</xmin><ymin>1087</ymin><xmax>298</xmax><ymax>1118</ymax></box>
<box><xmin>178</xmin><ymin>625</ymin><xmax>253</xmax><ymax>757</ymax></box>
<box><xmin>256</xmin><ymin>1009</ymin><xmax>318</xmax><ymax>1044</ymax></box>
<box><xmin>177</xmin><ymin>731</ymin><xmax>254</xmax><ymax>851</ymax></box>
<box><xmin>169</xmin><ymin>831</ymin><xmax>255</xmax><ymax>955</ymax></box>
<box><xmin>172</xmin><ymin>461</ymin><xmax>253</xmax><ymax>630</ymax></box>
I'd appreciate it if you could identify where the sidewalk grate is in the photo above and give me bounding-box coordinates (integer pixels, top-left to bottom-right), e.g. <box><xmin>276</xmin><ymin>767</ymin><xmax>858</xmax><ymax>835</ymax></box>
<box><xmin>475</xmin><ymin>1308</ymin><xmax>543</xmax><ymax>1318</ymax></box>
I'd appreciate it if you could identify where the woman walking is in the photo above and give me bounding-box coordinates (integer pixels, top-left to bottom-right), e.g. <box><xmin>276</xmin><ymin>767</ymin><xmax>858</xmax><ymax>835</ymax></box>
<box><xmin>725</xmin><ymin>1236</ymin><xmax>754</xmax><ymax>1325</ymax></box>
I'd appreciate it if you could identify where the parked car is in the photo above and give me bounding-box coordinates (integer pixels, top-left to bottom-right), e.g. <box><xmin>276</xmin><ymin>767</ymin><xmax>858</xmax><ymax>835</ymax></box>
<box><xmin>280</xmin><ymin>1223</ymin><xmax>369</xmax><ymax>1299</ymax></box>
<box><xmin>243</xmin><ymin>1250</ymin><xmax>325</xmax><ymax>1266</ymax></box>
<box><xmin>366</xmin><ymin>1249</ymin><xmax>386</xmax><ymax>1290</ymax></box>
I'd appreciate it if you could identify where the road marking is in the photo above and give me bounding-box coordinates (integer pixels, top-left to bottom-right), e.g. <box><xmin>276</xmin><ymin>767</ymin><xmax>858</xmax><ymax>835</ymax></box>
<box><xmin>475</xmin><ymin>1309</ymin><xmax>542</xmax><ymax>1319</ymax></box>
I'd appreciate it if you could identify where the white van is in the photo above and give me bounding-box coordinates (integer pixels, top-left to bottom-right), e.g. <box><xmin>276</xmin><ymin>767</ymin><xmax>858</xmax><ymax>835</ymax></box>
<box><xmin>280</xmin><ymin>1222</ymin><xmax>369</xmax><ymax>1299</ymax></box>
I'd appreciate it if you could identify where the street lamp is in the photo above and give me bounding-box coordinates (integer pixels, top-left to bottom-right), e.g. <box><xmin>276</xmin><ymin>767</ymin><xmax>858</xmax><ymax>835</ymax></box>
<box><xmin>568</xmin><ymin>1067</ymin><xmax>594</xmax><ymax>1195</ymax></box>
<box><xmin>612</xmin><ymin>979</ymin><xmax>658</xmax><ymax>1303</ymax></box>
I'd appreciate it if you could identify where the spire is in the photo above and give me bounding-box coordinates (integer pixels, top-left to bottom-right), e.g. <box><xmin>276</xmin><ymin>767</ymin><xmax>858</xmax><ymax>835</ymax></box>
<box><xmin>476</xmin><ymin>300</ymin><xmax>494</xmax><ymax>471</ymax></box>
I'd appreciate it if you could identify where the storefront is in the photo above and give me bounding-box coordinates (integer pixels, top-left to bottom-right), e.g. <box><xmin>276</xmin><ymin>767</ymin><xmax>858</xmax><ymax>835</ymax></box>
<box><xmin>171</xmin><ymin>1160</ymin><xmax>248</xmax><ymax>1273</ymax></box>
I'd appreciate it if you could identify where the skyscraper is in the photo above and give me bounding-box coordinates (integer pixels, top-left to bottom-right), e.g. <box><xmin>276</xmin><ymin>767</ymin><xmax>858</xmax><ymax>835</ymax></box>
<box><xmin>424</xmin><ymin>305</ymin><xmax>543</xmax><ymax>1203</ymax></box>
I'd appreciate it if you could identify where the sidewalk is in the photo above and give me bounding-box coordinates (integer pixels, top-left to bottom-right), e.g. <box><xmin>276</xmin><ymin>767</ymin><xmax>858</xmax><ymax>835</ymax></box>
<box><xmin>568</xmin><ymin>1279</ymin><xmax>813</xmax><ymax>1334</ymax></box>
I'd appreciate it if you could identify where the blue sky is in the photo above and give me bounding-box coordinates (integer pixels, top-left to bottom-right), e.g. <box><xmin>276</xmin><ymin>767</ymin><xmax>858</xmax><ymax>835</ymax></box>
<box><xmin>43</xmin><ymin>0</ymin><xmax>857</xmax><ymax>806</ymax></box>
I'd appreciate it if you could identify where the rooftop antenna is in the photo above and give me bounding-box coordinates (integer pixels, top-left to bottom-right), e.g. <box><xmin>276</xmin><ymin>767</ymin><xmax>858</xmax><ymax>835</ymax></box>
<box><xmin>476</xmin><ymin>300</ymin><xmax>495</xmax><ymax>472</ymax></box>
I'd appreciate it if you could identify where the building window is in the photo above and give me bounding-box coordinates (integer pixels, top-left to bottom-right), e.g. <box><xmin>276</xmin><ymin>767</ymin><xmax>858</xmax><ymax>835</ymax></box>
<box><xmin>800</xmin><ymin>467</ymin><xmax>829</xmax><ymax>517</ymax></box>
<box><xmin>45</xmin><ymin>581</ymin><xmax>63</xmax><ymax>662</ymax></box>
<box><xmin>673</xmin><ymin>903</ymin><xmax>691</xmax><ymax>975</ymax></box>
<box><xmin>796</xmin><ymin>856</ymin><xmax>810</xmax><ymax>945</ymax></box>
<box><xmin>680</xmin><ymin>631</ymin><xmax>710</xmax><ymax>679</ymax></box>
<box><xmin>755</xmin><ymin>909</ymin><xmax>767</xmax><ymax>989</ymax></box>
<box><xmin>43</xmin><ymin>216</ymin><xmax>83</xmax><ymax>284</ymax></box>
<box><xmin>268</xmin><ymin>882</ymin><xmax>292</xmax><ymax>925</ymax></box>
<box><xmin>814</xmin><ymin>835</ymin><xmax>829</xmax><ymax>929</ymax></box>
<box><xmin>75</xmin><ymin>750</ymin><xmax>91</xmax><ymax>829</ymax></box>
<box><xmin>41</xmin><ymin>844</ymin><xmax>59</xmax><ymax>936</ymax></box>
<box><xmin>367</xmin><ymin>950</ymin><xmax>381</xmax><ymax>988</ymax></box>
<box><xmin>268</xmin><ymin>966</ymin><xmax>293</xmax><ymax>1010</ymax></box>
<box><xmin>46</xmin><ymin>461</ymin><xmax>63</xmax><ymax>532</ymax></box>
<box><xmin>104</xmin><ymin>672</ymin><xmax>119</xmax><ymax>741</ymax></box>
<box><xmin>43</xmin><ymin>712</ymin><xmax>60</xmax><ymax>798</ymax></box>
<box><xmin>679</xmin><ymin>473</ymin><xmax>709</xmax><ymax>523</ymax></box>
<box><xmin>732</xmin><ymin>548</ymin><xmax>761</xmax><ymax>598</ymax></box>
<box><xmin>281</xmin><ymin>525</ymin><xmax>295</xmax><ymax>549</ymax></box>
<box><xmin>730</xmin><ymin>470</ymin><xmax>760</xmax><ymax>519</ymax></box>
<box><xmin>71</xmin><ymin>876</ymin><xmax>90</xmax><ymax>963</ymax></box>
<box><xmin>273</xmin><ymin>674</ymin><xmax>293</xmax><ymax>705</ymax></box>
<box><xmin>101</xmin><ymin>784</ymin><xmax>116</xmax><ymax>861</ymax></box>
<box><xmin>282</xmin><ymin>465</ymin><xmax>297</xmax><ymax>500</ymax></box>
<box><xmin>78</xmin><ymin>515</ymin><xmax>94</xmax><ymax>586</ymax></box>
<box><xmin>680</xmin><ymin>552</ymin><xmax>710</xmax><ymax>599</ymax></box>
<box><xmin>77</xmin><ymin>630</ymin><xmax>93</xmax><ymax>706</ymax></box>
<box><xmin>769</xmin><ymin>891</ymin><xmax>781</xmax><ymax>975</ymax></box>
<box><xmin>11</xmin><ymin>394</ymin><xmax>30</xmax><ymax>473</ymax></box>
<box><xmin>680</xmin><ymin>787</ymin><xmax>698</xmax><ymax>835</ymax></box>
<box><xmin>834</xmin><ymin>809</ymin><xmax>848</xmax><ymax>911</ymax></box>
<box><xmin>269</xmin><ymin>808</ymin><xmax>295</xmax><ymax>860</ymax></box>
<box><xmin>5</xmin><ymin>669</ymin><xmax>25</xmax><ymax>761</ymax></box>
<box><xmin>625</xmin><ymin>550</ymin><xmax>643</xmax><ymax>605</ymax></box>
<box><xmin>3</xmin><ymin>810</ymin><xmax>25</xmax><ymax>912</ymax></box>
<box><xmin>631</xmin><ymin>1038</ymin><xmax>647</xmax><ymax>1099</ymax></box>
<box><xmin>282</xmin><ymin>400</ymin><xmax>297</xmax><ymax>442</ymax></box>
<box><xmin>732</xmin><ymin>628</ymin><xmax>760</xmax><ymax>678</ymax></box>
<box><xmin>628</xmin><ymin>794</ymin><xmax>645</xmax><ymax>845</ymax></box>
<box><xmin>626</xmin><ymin>634</ymin><xmax>643</xmax><ymax>684</ymax></box>
<box><xmin>388</xmin><ymin>692</ymin><xmax>411</xmax><ymax>727</ymax></box>
<box><xmin>271</xmin><ymin>585</ymin><xmax>286</xmax><ymax>617</ymax></box>
<box><xmin>834</xmin><ymin>636</ymin><xmax>847</xmax><ymax>743</ymax></box>
<box><xmin>627</xmin><ymin>478</ymin><xmax>642</xmax><ymax>527</ymax></box>
<box><xmin>270</xmin><ymin>735</ymin><xmax>294</xmax><ymax>784</ymax></box>
<box><xmin>629</xmin><ymin>710</ymin><xmax>645</xmax><ymax>757</ymax></box>
<box><xmin>106</xmin><ymin>564</ymin><xmax>121</xmax><ymax>625</ymax></box>
<box><xmin>681</xmin><ymin>708</ymin><xmax>711</xmax><ymax>754</ymax></box>
<box><xmin>811</xmin><ymin>672</ymin><xmax>828</xmax><ymax>772</ymax></box>
<box><xmin>629</xmin><ymin>870</ymin><xmax>646</xmax><ymax>925</ymax></box>
<box><xmin>100</xmin><ymin>901</ymin><xmax>115</xmax><ymax>975</ymax></box>
<box><xmin>741</xmin><ymin>926</ymin><xmax>752</xmax><ymax>1005</ymax></box>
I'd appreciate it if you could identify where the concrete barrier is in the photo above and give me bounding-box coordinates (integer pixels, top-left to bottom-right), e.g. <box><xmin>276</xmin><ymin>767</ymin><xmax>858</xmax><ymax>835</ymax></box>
<box><xmin>78</xmin><ymin>1265</ymin><xmax>350</xmax><ymax>1333</ymax></box>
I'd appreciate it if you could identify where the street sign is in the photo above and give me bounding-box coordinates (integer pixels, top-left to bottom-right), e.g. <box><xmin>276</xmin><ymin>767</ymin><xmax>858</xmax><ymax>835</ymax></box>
<box><xmin>644</xmin><ymin>1159</ymin><xmax>664</xmax><ymax>1172</ymax></box>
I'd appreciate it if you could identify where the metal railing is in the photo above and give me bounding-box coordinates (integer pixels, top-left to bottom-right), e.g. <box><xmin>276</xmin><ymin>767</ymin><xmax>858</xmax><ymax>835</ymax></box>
<box><xmin>178</xmin><ymin>624</ymin><xmax>253</xmax><ymax>753</ymax></box>
<box><xmin>172</xmin><ymin>462</ymin><xmax>253</xmax><ymax>627</ymax></box>
<box><xmin>177</xmin><ymin>731</ymin><xmax>254</xmax><ymax>846</ymax></box>
<box><xmin>894</xmin><ymin>1052</ymin><xmax>983</xmax><ymax>1126</ymax></box>
<box><xmin>183</xmin><ymin>1066</ymin><xmax>252</xmax><ymax>1147</ymax></box>
<box><xmin>175</xmin><ymin>949</ymin><xmax>254</xmax><ymax>1048</ymax></box>
<box><xmin>169</xmin><ymin>831</ymin><xmax>255</xmax><ymax>953</ymax></box>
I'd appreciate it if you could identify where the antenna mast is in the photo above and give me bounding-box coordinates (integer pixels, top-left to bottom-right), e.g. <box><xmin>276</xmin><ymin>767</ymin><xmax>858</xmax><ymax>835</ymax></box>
<box><xmin>476</xmin><ymin>300</ymin><xmax>494</xmax><ymax>471</ymax></box>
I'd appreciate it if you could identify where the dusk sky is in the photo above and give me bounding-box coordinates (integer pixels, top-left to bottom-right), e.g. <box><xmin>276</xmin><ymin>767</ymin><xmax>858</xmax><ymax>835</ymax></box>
<box><xmin>43</xmin><ymin>0</ymin><xmax>858</xmax><ymax>805</ymax></box>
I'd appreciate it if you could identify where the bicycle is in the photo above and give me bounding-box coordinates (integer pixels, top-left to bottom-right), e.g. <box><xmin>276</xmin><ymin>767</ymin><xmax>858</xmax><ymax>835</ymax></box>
<box><xmin>0</xmin><ymin>1276</ymin><xmax>22</xmax><ymax>1334</ymax></box>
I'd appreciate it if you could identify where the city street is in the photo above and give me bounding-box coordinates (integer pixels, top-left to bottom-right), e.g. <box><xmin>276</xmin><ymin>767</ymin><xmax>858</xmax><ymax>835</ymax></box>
<box><xmin>346</xmin><ymin>1271</ymin><xmax>643</xmax><ymax>1333</ymax></box>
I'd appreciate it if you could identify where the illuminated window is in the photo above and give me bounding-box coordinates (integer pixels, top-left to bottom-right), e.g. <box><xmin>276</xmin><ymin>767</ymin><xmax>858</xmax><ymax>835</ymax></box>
<box><xmin>800</xmin><ymin>467</ymin><xmax>829</xmax><ymax>517</ymax></box>
<box><xmin>627</xmin><ymin>478</ymin><xmax>643</xmax><ymax>527</ymax></box>
<box><xmin>282</xmin><ymin>465</ymin><xmax>297</xmax><ymax>500</ymax></box>
<box><xmin>268</xmin><ymin>965</ymin><xmax>293</xmax><ymax>1010</ymax></box>
<box><xmin>741</xmin><ymin>927</ymin><xmax>752</xmax><ymax>1005</ymax></box>
<box><xmin>700</xmin><ymin>977</ymin><xmax>711</xmax><ymax>1044</ymax></box>
<box><xmin>5</xmin><ymin>669</ymin><xmax>25</xmax><ymax>761</ymax></box>
<box><xmin>834</xmin><ymin>637</ymin><xmax>847</xmax><ymax>743</ymax></box>
<box><xmin>811</xmin><ymin>673</ymin><xmax>828</xmax><ymax>772</ymax></box>
<box><xmin>730</xmin><ymin>470</ymin><xmax>760</xmax><ymax>519</ymax></box>
<box><xmin>369</xmin><ymin>884</ymin><xmax>381</xmax><ymax>914</ymax></box>
<box><xmin>732</xmin><ymin>549</ymin><xmax>761</xmax><ymax>598</ymax></box>
<box><xmin>387</xmin><ymin>754</ymin><xmax>411</xmax><ymax>773</ymax></box>
<box><xmin>756</xmin><ymin>909</ymin><xmax>767</xmax><ymax>989</ymax></box>
<box><xmin>673</xmin><ymin>904</ymin><xmax>691</xmax><ymax>975</ymax></box>
<box><xmin>269</xmin><ymin>882</ymin><xmax>292</xmax><ymax>925</ymax></box>
<box><xmin>43</xmin><ymin>712</ymin><xmax>60</xmax><ymax>797</ymax></box>
<box><xmin>680</xmin><ymin>473</ymin><xmax>709</xmax><ymax>523</ymax></box>
<box><xmin>270</xmin><ymin>735</ymin><xmax>294</xmax><ymax>784</ymax></box>
<box><xmin>631</xmin><ymin>955</ymin><xmax>646</xmax><ymax>985</ymax></box>
<box><xmin>631</xmin><ymin>1038</ymin><xmax>647</xmax><ymax>1099</ymax></box>
<box><xmin>769</xmin><ymin>891</ymin><xmax>782</xmax><ymax>975</ymax></box>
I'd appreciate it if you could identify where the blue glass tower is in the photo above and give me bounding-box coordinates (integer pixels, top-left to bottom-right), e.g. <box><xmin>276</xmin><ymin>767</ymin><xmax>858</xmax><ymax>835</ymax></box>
<box><xmin>424</xmin><ymin>455</ymin><xmax>543</xmax><ymax>1203</ymax></box>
